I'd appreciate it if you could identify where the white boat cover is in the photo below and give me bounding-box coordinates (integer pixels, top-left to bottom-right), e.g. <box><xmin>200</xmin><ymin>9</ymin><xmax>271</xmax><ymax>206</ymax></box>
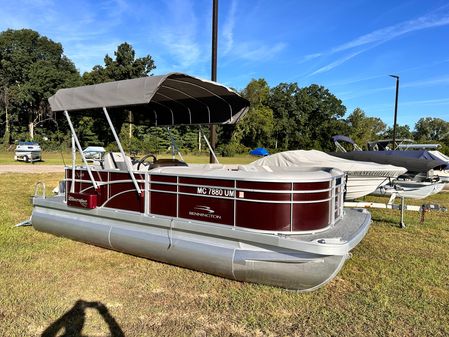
<box><xmin>48</xmin><ymin>73</ymin><xmax>249</xmax><ymax>126</ymax></box>
<box><xmin>251</xmin><ymin>150</ymin><xmax>407</xmax><ymax>177</ymax></box>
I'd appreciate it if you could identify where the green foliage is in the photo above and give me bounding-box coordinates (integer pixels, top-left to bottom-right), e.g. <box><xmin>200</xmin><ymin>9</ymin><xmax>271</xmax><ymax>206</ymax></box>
<box><xmin>77</xmin><ymin>116</ymin><xmax>100</xmax><ymax>148</ymax></box>
<box><xmin>2</xmin><ymin>128</ymin><xmax>10</xmax><ymax>149</ymax></box>
<box><xmin>414</xmin><ymin>117</ymin><xmax>449</xmax><ymax>141</ymax></box>
<box><xmin>80</xmin><ymin>42</ymin><xmax>157</xmax><ymax>150</ymax></box>
<box><xmin>268</xmin><ymin>82</ymin><xmax>300</xmax><ymax>150</ymax></box>
<box><xmin>82</xmin><ymin>42</ymin><xmax>155</xmax><ymax>84</ymax></box>
<box><xmin>141</xmin><ymin>127</ymin><xmax>171</xmax><ymax>154</ymax></box>
<box><xmin>297</xmin><ymin>84</ymin><xmax>347</xmax><ymax>150</ymax></box>
<box><xmin>0</xmin><ymin>29</ymin><xmax>81</xmax><ymax>141</ymax></box>
<box><xmin>1</xmin><ymin>28</ymin><xmax>447</xmax><ymax>153</ymax></box>
<box><xmin>266</xmin><ymin>82</ymin><xmax>347</xmax><ymax>151</ymax></box>
<box><xmin>238</xmin><ymin>79</ymin><xmax>274</xmax><ymax>148</ymax></box>
<box><xmin>347</xmin><ymin>107</ymin><xmax>387</xmax><ymax>149</ymax></box>
<box><xmin>382</xmin><ymin>124</ymin><xmax>413</xmax><ymax>140</ymax></box>
<box><xmin>241</xmin><ymin>78</ymin><xmax>270</xmax><ymax>106</ymax></box>
<box><xmin>176</xmin><ymin>126</ymin><xmax>200</xmax><ymax>151</ymax></box>
<box><xmin>217</xmin><ymin>142</ymin><xmax>249</xmax><ymax>157</ymax></box>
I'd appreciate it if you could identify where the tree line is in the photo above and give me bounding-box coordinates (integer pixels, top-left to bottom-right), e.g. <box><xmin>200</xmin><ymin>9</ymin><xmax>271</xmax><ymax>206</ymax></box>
<box><xmin>1</xmin><ymin>29</ymin><xmax>448</xmax><ymax>155</ymax></box>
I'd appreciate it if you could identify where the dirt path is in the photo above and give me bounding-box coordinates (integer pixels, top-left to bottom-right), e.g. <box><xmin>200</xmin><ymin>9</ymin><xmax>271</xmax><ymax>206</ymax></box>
<box><xmin>0</xmin><ymin>165</ymin><xmax>64</xmax><ymax>174</ymax></box>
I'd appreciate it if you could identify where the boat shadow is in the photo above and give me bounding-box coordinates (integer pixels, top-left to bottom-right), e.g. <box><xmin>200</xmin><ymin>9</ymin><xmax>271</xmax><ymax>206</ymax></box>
<box><xmin>41</xmin><ymin>299</ymin><xmax>124</xmax><ymax>337</ymax></box>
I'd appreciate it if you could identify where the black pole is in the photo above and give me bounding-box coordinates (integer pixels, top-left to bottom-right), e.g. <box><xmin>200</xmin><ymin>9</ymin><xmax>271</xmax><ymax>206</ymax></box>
<box><xmin>209</xmin><ymin>0</ymin><xmax>218</xmax><ymax>163</ymax></box>
<box><xmin>389</xmin><ymin>75</ymin><xmax>399</xmax><ymax>149</ymax></box>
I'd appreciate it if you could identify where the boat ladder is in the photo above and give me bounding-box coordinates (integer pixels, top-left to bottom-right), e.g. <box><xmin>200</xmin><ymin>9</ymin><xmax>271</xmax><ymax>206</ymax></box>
<box><xmin>15</xmin><ymin>182</ymin><xmax>46</xmax><ymax>227</ymax></box>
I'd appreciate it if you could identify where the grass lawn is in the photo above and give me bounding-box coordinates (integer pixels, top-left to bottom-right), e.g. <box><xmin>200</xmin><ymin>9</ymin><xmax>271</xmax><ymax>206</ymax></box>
<box><xmin>0</xmin><ymin>171</ymin><xmax>448</xmax><ymax>336</ymax></box>
<box><xmin>0</xmin><ymin>150</ymin><xmax>255</xmax><ymax>165</ymax></box>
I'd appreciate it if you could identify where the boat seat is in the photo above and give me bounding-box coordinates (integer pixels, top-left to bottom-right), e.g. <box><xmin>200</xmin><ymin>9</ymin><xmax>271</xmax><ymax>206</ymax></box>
<box><xmin>151</xmin><ymin>158</ymin><xmax>188</xmax><ymax>169</ymax></box>
<box><xmin>103</xmin><ymin>152</ymin><xmax>133</xmax><ymax>171</ymax></box>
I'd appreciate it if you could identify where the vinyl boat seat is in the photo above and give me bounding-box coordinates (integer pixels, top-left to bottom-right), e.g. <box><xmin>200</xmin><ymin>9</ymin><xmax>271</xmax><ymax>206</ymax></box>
<box><xmin>150</xmin><ymin>158</ymin><xmax>188</xmax><ymax>169</ymax></box>
<box><xmin>103</xmin><ymin>152</ymin><xmax>188</xmax><ymax>172</ymax></box>
<box><xmin>103</xmin><ymin>152</ymin><xmax>133</xmax><ymax>171</ymax></box>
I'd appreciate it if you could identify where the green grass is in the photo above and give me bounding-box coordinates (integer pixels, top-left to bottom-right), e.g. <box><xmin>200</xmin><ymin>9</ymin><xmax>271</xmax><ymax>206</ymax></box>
<box><xmin>0</xmin><ymin>172</ymin><xmax>448</xmax><ymax>336</ymax></box>
<box><xmin>0</xmin><ymin>150</ymin><xmax>67</xmax><ymax>165</ymax></box>
<box><xmin>0</xmin><ymin>150</ymin><xmax>255</xmax><ymax>165</ymax></box>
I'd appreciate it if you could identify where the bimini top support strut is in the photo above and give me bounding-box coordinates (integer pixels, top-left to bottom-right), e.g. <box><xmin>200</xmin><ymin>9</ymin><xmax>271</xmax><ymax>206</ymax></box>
<box><xmin>64</xmin><ymin>110</ymin><xmax>99</xmax><ymax>190</ymax></box>
<box><xmin>103</xmin><ymin>107</ymin><xmax>142</xmax><ymax>195</ymax></box>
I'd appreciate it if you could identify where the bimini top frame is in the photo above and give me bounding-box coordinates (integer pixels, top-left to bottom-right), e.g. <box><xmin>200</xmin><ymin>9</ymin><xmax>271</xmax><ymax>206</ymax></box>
<box><xmin>49</xmin><ymin>73</ymin><xmax>250</xmax><ymax>196</ymax></box>
<box><xmin>49</xmin><ymin>72</ymin><xmax>250</xmax><ymax>126</ymax></box>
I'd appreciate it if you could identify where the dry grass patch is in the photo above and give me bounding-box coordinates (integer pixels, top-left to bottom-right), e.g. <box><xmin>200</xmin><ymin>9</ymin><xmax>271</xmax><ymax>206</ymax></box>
<box><xmin>0</xmin><ymin>173</ymin><xmax>448</xmax><ymax>336</ymax></box>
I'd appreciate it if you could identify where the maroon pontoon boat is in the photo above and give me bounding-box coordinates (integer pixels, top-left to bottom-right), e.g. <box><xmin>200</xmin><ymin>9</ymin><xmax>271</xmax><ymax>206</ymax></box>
<box><xmin>31</xmin><ymin>73</ymin><xmax>371</xmax><ymax>291</ymax></box>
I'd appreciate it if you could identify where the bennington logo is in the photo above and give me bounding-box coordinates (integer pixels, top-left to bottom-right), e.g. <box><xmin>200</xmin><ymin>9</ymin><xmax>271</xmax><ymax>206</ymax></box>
<box><xmin>68</xmin><ymin>195</ymin><xmax>88</xmax><ymax>208</ymax></box>
<box><xmin>189</xmin><ymin>205</ymin><xmax>222</xmax><ymax>219</ymax></box>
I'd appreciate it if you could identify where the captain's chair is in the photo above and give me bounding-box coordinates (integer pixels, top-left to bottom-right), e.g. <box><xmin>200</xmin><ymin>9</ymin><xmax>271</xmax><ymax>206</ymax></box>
<box><xmin>103</xmin><ymin>152</ymin><xmax>133</xmax><ymax>171</ymax></box>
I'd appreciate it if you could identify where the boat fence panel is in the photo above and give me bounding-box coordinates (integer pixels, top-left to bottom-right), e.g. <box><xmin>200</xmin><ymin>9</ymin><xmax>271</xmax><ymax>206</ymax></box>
<box><xmin>64</xmin><ymin>167</ymin><xmax>345</xmax><ymax>234</ymax></box>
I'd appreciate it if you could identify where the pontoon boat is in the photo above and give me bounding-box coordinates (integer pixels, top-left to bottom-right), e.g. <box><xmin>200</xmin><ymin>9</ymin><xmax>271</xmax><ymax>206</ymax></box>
<box><xmin>30</xmin><ymin>74</ymin><xmax>371</xmax><ymax>291</ymax></box>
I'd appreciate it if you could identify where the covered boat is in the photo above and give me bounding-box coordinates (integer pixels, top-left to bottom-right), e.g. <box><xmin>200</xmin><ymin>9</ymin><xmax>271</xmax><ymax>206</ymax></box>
<box><xmin>15</xmin><ymin>141</ymin><xmax>42</xmax><ymax>162</ymax></box>
<box><xmin>331</xmin><ymin>136</ymin><xmax>448</xmax><ymax>199</ymax></box>
<box><xmin>250</xmin><ymin>150</ymin><xmax>407</xmax><ymax>200</ymax></box>
<box><xmin>30</xmin><ymin>73</ymin><xmax>371</xmax><ymax>291</ymax></box>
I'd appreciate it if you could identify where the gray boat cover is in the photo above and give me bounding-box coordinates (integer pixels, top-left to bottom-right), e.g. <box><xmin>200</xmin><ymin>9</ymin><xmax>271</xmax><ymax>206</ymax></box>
<box><xmin>48</xmin><ymin>73</ymin><xmax>249</xmax><ymax>126</ymax></box>
<box><xmin>251</xmin><ymin>150</ymin><xmax>407</xmax><ymax>177</ymax></box>
<box><xmin>331</xmin><ymin>150</ymin><xmax>449</xmax><ymax>173</ymax></box>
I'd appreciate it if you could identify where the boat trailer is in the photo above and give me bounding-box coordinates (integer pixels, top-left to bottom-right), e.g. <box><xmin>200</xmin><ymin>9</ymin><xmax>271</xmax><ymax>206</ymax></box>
<box><xmin>344</xmin><ymin>193</ymin><xmax>447</xmax><ymax>228</ymax></box>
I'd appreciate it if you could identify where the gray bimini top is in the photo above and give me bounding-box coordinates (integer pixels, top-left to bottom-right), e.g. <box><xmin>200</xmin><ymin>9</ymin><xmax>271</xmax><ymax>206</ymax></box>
<box><xmin>48</xmin><ymin>73</ymin><xmax>250</xmax><ymax>126</ymax></box>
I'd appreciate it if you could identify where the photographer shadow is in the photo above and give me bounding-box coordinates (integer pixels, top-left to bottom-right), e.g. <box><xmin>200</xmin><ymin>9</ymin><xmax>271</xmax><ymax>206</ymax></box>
<box><xmin>41</xmin><ymin>300</ymin><xmax>124</xmax><ymax>337</ymax></box>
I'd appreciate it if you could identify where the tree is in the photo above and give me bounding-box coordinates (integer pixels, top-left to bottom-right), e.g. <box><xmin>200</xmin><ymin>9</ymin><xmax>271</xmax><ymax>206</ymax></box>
<box><xmin>82</xmin><ymin>42</ymin><xmax>156</xmax><ymax>147</ymax></box>
<box><xmin>347</xmin><ymin>107</ymin><xmax>386</xmax><ymax>148</ymax></box>
<box><xmin>296</xmin><ymin>84</ymin><xmax>347</xmax><ymax>151</ymax></box>
<box><xmin>241</xmin><ymin>78</ymin><xmax>270</xmax><ymax>107</ymax></box>
<box><xmin>268</xmin><ymin>82</ymin><xmax>300</xmax><ymax>150</ymax></box>
<box><xmin>414</xmin><ymin>117</ymin><xmax>449</xmax><ymax>142</ymax></box>
<box><xmin>82</xmin><ymin>42</ymin><xmax>155</xmax><ymax>84</ymax></box>
<box><xmin>237</xmin><ymin>79</ymin><xmax>274</xmax><ymax>148</ymax></box>
<box><xmin>0</xmin><ymin>29</ymin><xmax>81</xmax><ymax>140</ymax></box>
<box><xmin>268</xmin><ymin>82</ymin><xmax>347</xmax><ymax>151</ymax></box>
<box><xmin>382</xmin><ymin>124</ymin><xmax>413</xmax><ymax>140</ymax></box>
<box><xmin>77</xmin><ymin>116</ymin><xmax>100</xmax><ymax>148</ymax></box>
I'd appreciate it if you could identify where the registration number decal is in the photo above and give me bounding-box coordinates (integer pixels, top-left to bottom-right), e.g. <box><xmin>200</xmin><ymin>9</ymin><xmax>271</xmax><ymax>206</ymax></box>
<box><xmin>196</xmin><ymin>187</ymin><xmax>235</xmax><ymax>197</ymax></box>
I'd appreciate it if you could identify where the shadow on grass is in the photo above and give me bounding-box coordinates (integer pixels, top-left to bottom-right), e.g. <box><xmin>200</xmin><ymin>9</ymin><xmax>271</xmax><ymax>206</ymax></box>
<box><xmin>41</xmin><ymin>300</ymin><xmax>124</xmax><ymax>337</ymax></box>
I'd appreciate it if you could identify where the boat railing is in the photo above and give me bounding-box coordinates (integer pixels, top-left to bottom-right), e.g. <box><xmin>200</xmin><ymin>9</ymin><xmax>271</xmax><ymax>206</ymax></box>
<box><xmin>63</xmin><ymin>167</ymin><xmax>345</xmax><ymax>234</ymax></box>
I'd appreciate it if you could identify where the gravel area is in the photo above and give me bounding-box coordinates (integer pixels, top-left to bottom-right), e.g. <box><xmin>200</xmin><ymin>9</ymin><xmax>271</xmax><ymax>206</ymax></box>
<box><xmin>0</xmin><ymin>165</ymin><xmax>65</xmax><ymax>174</ymax></box>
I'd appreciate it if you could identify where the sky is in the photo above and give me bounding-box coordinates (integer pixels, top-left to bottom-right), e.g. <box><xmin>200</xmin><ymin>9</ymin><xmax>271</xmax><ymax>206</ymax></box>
<box><xmin>1</xmin><ymin>0</ymin><xmax>449</xmax><ymax>129</ymax></box>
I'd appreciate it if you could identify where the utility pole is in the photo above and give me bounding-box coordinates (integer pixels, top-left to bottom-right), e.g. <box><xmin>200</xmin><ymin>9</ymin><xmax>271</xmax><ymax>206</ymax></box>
<box><xmin>389</xmin><ymin>75</ymin><xmax>400</xmax><ymax>149</ymax></box>
<box><xmin>209</xmin><ymin>0</ymin><xmax>218</xmax><ymax>163</ymax></box>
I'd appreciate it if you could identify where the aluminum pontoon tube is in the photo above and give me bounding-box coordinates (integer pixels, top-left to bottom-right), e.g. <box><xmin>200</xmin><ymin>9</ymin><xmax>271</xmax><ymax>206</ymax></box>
<box><xmin>32</xmin><ymin>197</ymin><xmax>371</xmax><ymax>291</ymax></box>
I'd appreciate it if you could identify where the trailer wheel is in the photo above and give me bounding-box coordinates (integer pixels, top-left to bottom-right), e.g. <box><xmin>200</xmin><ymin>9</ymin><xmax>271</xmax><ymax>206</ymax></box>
<box><xmin>24</xmin><ymin>155</ymin><xmax>29</xmax><ymax>163</ymax></box>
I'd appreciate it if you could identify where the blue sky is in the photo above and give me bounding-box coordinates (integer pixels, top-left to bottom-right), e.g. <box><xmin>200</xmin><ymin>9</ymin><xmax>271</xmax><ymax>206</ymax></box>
<box><xmin>1</xmin><ymin>0</ymin><xmax>449</xmax><ymax>128</ymax></box>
